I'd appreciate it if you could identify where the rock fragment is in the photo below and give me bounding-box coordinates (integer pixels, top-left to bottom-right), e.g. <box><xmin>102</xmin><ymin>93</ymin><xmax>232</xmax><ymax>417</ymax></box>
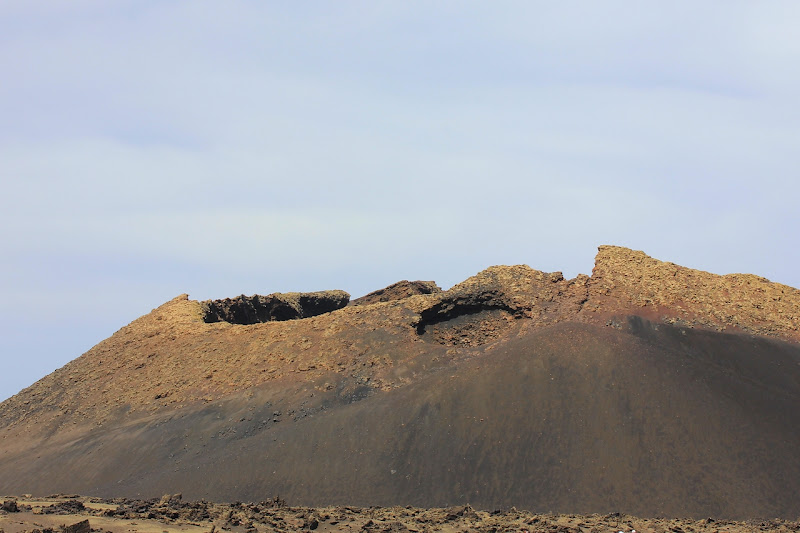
<box><xmin>2</xmin><ymin>499</ymin><xmax>18</xmax><ymax>512</ymax></box>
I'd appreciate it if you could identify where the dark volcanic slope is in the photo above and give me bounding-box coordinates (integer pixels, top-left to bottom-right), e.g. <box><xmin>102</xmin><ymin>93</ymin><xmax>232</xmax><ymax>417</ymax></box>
<box><xmin>1</xmin><ymin>246</ymin><xmax>799</xmax><ymax>518</ymax></box>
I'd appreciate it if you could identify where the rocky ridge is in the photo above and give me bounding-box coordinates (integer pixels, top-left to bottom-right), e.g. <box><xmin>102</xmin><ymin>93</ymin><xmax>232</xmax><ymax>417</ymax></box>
<box><xmin>3</xmin><ymin>495</ymin><xmax>799</xmax><ymax>533</ymax></box>
<box><xmin>1</xmin><ymin>246</ymin><xmax>798</xmax><ymax>434</ymax></box>
<box><xmin>586</xmin><ymin>245</ymin><xmax>800</xmax><ymax>338</ymax></box>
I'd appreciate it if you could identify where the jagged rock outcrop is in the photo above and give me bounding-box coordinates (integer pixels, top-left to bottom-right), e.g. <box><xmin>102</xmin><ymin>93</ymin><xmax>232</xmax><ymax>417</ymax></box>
<box><xmin>202</xmin><ymin>290</ymin><xmax>350</xmax><ymax>324</ymax></box>
<box><xmin>1</xmin><ymin>246</ymin><xmax>799</xmax><ymax>518</ymax></box>
<box><xmin>350</xmin><ymin>280</ymin><xmax>441</xmax><ymax>306</ymax></box>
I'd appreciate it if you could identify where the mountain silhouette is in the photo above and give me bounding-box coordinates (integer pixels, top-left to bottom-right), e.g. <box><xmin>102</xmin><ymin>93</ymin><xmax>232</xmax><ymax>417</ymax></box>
<box><xmin>1</xmin><ymin>246</ymin><xmax>798</xmax><ymax>518</ymax></box>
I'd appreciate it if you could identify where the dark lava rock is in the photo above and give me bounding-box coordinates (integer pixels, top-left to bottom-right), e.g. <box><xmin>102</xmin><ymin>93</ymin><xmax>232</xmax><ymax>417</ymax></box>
<box><xmin>40</xmin><ymin>500</ymin><xmax>85</xmax><ymax>514</ymax></box>
<box><xmin>159</xmin><ymin>493</ymin><xmax>183</xmax><ymax>506</ymax></box>
<box><xmin>61</xmin><ymin>519</ymin><xmax>90</xmax><ymax>533</ymax></box>
<box><xmin>350</xmin><ymin>280</ymin><xmax>441</xmax><ymax>306</ymax></box>
<box><xmin>2</xmin><ymin>499</ymin><xmax>18</xmax><ymax>512</ymax></box>
<box><xmin>202</xmin><ymin>290</ymin><xmax>350</xmax><ymax>324</ymax></box>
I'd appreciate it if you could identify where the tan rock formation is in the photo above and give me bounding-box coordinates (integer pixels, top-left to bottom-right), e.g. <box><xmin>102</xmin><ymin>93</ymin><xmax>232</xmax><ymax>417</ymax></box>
<box><xmin>584</xmin><ymin>245</ymin><xmax>800</xmax><ymax>340</ymax></box>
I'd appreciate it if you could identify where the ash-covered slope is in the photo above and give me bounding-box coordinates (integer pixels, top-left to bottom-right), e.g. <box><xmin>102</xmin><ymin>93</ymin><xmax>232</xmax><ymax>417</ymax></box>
<box><xmin>1</xmin><ymin>246</ymin><xmax>799</xmax><ymax>518</ymax></box>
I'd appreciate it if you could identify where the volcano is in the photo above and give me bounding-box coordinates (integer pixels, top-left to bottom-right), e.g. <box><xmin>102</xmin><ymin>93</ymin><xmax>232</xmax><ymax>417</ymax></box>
<box><xmin>1</xmin><ymin>246</ymin><xmax>799</xmax><ymax>519</ymax></box>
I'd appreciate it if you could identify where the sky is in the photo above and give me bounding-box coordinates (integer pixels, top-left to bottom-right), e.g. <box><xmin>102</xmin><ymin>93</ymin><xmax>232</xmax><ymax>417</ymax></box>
<box><xmin>1</xmin><ymin>1</ymin><xmax>799</xmax><ymax>402</ymax></box>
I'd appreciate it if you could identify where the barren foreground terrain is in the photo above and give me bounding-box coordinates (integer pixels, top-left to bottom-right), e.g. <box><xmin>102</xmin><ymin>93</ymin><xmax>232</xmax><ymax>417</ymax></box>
<box><xmin>2</xmin><ymin>496</ymin><xmax>798</xmax><ymax>533</ymax></box>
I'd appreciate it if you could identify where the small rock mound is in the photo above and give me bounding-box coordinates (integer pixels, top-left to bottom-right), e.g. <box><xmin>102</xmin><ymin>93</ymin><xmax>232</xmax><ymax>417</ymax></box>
<box><xmin>351</xmin><ymin>280</ymin><xmax>442</xmax><ymax>306</ymax></box>
<box><xmin>202</xmin><ymin>290</ymin><xmax>350</xmax><ymax>324</ymax></box>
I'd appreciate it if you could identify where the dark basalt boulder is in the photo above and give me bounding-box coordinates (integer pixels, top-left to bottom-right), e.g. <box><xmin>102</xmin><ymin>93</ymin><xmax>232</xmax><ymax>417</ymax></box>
<box><xmin>2</xmin><ymin>499</ymin><xmax>19</xmax><ymax>512</ymax></box>
<box><xmin>62</xmin><ymin>519</ymin><xmax>91</xmax><ymax>533</ymax></box>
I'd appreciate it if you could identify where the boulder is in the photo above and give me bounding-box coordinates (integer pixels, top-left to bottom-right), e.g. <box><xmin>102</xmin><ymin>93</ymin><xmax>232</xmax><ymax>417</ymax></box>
<box><xmin>2</xmin><ymin>499</ymin><xmax>18</xmax><ymax>512</ymax></box>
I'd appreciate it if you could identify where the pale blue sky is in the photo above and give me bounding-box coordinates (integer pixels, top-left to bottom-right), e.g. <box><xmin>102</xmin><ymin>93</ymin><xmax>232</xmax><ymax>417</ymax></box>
<box><xmin>2</xmin><ymin>1</ymin><xmax>799</xmax><ymax>402</ymax></box>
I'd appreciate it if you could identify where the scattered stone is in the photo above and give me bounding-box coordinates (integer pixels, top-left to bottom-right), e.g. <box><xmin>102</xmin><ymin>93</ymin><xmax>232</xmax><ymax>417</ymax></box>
<box><xmin>60</xmin><ymin>520</ymin><xmax>90</xmax><ymax>533</ymax></box>
<box><xmin>2</xmin><ymin>496</ymin><xmax>800</xmax><ymax>533</ymax></box>
<box><xmin>159</xmin><ymin>493</ymin><xmax>182</xmax><ymax>506</ymax></box>
<box><xmin>2</xmin><ymin>500</ymin><xmax>18</xmax><ymax>513</ymax></box>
